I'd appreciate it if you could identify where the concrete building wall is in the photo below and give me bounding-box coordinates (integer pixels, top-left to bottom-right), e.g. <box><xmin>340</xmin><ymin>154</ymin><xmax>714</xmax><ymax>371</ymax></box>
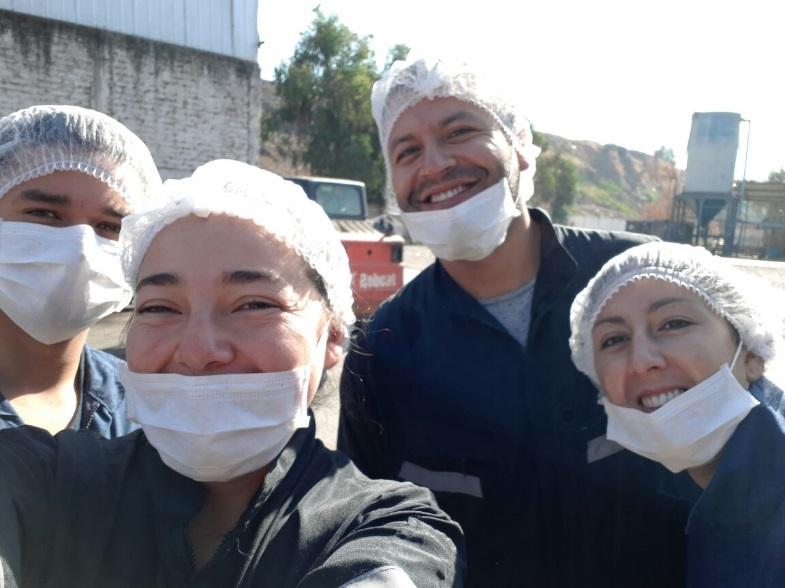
<box><xmin>0</xmin><ymin>9</ymin><xmax>261</xmax><ymax>179</ymax></box>
<box><xmin>0</xmin><ymin>0</ymin><xmax>258</xmax><ymax>62</ymax></box>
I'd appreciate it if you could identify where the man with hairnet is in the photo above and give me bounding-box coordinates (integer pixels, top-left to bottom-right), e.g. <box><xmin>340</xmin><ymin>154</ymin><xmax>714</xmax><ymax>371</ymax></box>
<box><xmin>0</xmin><ymin>105</ymin><xmax>160</xmax><ymax>437</ymax></box>
<box><xmin>339</xmin><ymin>56</ymin><xmax>691</xmax><ymax>586</ymax></box>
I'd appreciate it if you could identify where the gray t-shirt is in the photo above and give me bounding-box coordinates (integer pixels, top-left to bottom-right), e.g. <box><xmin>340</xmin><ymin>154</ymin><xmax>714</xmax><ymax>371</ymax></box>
<box><xmin>479</xmin><ymin>279</ymin><xmax>536</xmax><ymax>350</ymax></box>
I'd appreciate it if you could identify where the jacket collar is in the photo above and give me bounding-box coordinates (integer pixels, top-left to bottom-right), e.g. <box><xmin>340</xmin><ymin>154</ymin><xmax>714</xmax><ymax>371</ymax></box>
<box><xmin>144</xmin><ymin>415</ymin><xmax>318</xmax><ymax>525</ymax></box>
<box><xmin>431</xmin><ymin>207</ymin><xmax>579</xmax><ymax>333</ymax></box>
<box><xmin>78</xmin><ymin>347</ymin><xmax>123</xmax><ymax>412</ymax></box>
<box><xmin>527</xmin><ymin>207</ymin><xmax>579</xmax><ymax>312</ymax></box>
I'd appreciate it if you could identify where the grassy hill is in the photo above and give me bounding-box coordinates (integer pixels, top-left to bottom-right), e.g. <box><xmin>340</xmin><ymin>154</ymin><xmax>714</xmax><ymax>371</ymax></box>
<box><xmin>541</xmin><ymin>133</ymin><xmax>682</xmax><ymax>221</ymax></box>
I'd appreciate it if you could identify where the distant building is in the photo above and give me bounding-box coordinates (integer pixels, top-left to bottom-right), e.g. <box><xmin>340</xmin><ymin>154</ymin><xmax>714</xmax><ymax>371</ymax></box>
<box><xmin>0</xmin><ymin>1</ymin><xmax>261</xmax><ymax>179</ymax></box>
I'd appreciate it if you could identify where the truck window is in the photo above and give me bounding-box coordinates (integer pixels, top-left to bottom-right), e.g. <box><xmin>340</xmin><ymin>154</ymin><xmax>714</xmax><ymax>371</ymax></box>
<box><xmin>314</xmin><ymin>183</ymin><xmax>364</xmax><ymax>218</ymax></box>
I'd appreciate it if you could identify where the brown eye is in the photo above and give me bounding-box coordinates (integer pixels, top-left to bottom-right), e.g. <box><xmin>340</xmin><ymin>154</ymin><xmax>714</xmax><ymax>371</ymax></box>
<box><xmin>26</xmin><ymin>209</ymin><xmax>59</xmax><ymax>220</ymax></box>
<box><xmin>600</xmin><ymin>334</ymin><xmax>628</xmax><ymax>350</ymax></box>
<box><xmin>96</xmin><ymin>221</ymin><xmax>122</xmax><ymax>235</ymax></box>
<box><xmin>660</xmin><ymin>318</ymin><xmax>693</xmax><ymax>331</ymax></box>
<box><xmin>234</xmin><ymin>300</ymin><xmax>276</xmax><ymax>312</ymax></box>
<box><xmin>395</xmin><ymin>145</ymin><xmax>420</xmax><ymax>164</ymax></box>
<box><xmin>137</xmin><ymin>304</ymin><xmax>176</xmax><ymax>315</ymax></box>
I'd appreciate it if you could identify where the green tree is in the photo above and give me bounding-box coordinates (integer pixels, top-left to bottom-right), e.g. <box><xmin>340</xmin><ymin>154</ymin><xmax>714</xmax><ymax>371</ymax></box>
<box><xmin>654</xmin><ymin>146</ymin><xmax>675</xmax><ymax>163</ymax></box>
<box><xmin>263</xmin><ymin>9</ymin><xmax>386</xmax><ymax>200</ymax></box>
<box><xmin>769</xmin><ymin>168</ymin><xmax>785</xmax><ymax>183</ymax></box>
<box><xmin>531</xmin><ymin>130</ymin><xmax>578</xmax><ymax>223</ymax></box>
<box><xmin>383</xmin><ymin>43</ymin><xmax>410</xmax><ymax>71</ymax></box>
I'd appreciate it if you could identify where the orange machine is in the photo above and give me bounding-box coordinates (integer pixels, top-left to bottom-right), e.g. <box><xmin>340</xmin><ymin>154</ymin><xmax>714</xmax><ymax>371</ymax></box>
<box><xmin>286</xmin><ymin>176</ymin><xmax>405</xmax><ymax>316</ymax></box>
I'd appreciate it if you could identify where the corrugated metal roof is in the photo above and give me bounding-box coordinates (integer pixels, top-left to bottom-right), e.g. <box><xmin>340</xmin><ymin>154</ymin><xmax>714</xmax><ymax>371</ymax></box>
<box><xmin>0</xmin><ymin>0</ymin><xmax>258</xmax><ymax>61</ymax></box>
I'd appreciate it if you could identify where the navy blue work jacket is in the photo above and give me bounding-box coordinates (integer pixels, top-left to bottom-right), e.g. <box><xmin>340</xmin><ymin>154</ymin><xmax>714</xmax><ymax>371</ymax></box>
<box><xmin>0</xmin><ymin>418</ymin><xmax>464</xmax><ymax>587</ymax></box>
<box><xmin>686</xmin><ymin>378</ymin><xmax>785</xmax><ymax>587</ymax></box>
<box><xmin>0</xmin><ymin>346</ymin><xmax>137</xmax><ymax>438</ymax></box>
<box><xmin>340</xmin><ymin>209</ymin><xmax>694</xmax><ymax>587</ymax></box>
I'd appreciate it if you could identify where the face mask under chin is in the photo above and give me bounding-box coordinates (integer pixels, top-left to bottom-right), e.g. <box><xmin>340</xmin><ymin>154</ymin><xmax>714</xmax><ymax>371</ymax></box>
<box><xmin>600</xmin><ymin>342</ymin><xmax>758</xmax><ymax>473</ymax></box>
<box><xmin>400</xmin><ymin>178</ymin><xmax>520</xmax><ymax>262</ymax></box>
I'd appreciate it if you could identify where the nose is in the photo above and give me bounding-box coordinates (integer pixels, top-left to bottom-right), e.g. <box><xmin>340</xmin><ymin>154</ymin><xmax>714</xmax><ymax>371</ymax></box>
<box><xmin>419</xmin><ymin>140</ymin><xmax>456</xmax><ymax>179</ymax></box>
<box><xmin>171</xmin><ymin>312</ymin><xmax>234</xmax><ymax>374</ymax></box>
<box><xmin>628</xmin><ymin>332</ymin><xmax>667</xmax><ymax>375</ymax></box>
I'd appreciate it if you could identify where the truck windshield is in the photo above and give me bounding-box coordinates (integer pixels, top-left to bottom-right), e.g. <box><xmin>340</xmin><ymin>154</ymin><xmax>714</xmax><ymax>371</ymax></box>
<box><xmin>314</xmin><ymin>183</ymin><xmax>364</xmax><ymax>218</ymax></box>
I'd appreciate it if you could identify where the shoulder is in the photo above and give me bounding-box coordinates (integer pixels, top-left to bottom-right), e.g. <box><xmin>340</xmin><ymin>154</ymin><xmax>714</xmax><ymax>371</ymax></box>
<box><xmin>0</xmin><ymin>425</ymin><xmax>58</xmax><ymax>470</ymax></box>
<box><xmin>0</xmin><ymin>427</ymin><xmax>141</xmax><ymax>488</ymax></box>
<box><xmin>553</xmin><ymin>223</ymin><xmax>656</xmax><ymax>265</ymax></box>
<box><xmin>374</xmin><ymin>263</ymin><xmax>438</xmax><ymax>322</ymax></box>
<box><xmin>544</xmin><ymin>223</ymin><xmax>657</xmax><ymax>291</ymax></box>
<box><xmin>751</xmin><ymin>377</ymin><xmax>785</xmax><ymax>415</ymax></box>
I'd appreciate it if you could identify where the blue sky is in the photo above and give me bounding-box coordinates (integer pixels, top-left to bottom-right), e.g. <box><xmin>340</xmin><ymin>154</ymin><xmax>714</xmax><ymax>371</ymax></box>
<box><xmin>258</xmin><ymin>0</ymin><xmax>783</xmax><ymax>181</ymax></box>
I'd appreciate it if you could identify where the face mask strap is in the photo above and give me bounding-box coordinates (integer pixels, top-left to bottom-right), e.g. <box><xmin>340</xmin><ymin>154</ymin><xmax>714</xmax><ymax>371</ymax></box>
<box><xmin>729</xmin><ymin>339</ymin><xmax>744</xmax><ymax>370</ymax></box>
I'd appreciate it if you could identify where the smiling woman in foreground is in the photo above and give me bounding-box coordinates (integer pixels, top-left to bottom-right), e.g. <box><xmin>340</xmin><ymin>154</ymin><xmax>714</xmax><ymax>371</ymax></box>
<box><xmin>0</xmin><ymin>160</ymin><xmax>464</xmax><ymax>588</ymax></box>
<box><xmin>569</xmin><ymin>241</ymin><xmax>785</xmax><ymax>587</ymax></box>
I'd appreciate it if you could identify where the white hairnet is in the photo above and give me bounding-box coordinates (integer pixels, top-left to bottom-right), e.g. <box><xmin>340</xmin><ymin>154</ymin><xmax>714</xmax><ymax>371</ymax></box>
<box><xmin>120</xmin><ymin>160</ymin><xmax>355</xmax><ymax>329</ymax></box>
<box><xmin>0</xmin><ymin>105</ymin><xmax>160</xmax><ymax>211</ymax></box>
<box><xmin>569</xmin><ymin>241</ymin><xmax>780</xmax><ymax>388</ymax></box>
<box><xmin>371</xmin><ymin>55</ymin><xmax>541</xmax><ymax>213</ymax></box>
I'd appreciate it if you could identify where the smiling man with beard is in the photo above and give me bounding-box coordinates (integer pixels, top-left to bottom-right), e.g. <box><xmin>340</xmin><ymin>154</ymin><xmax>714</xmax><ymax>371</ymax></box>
<box><xmin>339</xmin><ymin>56</ymin><xmax>694</xmax><ymax>587</ymax></box>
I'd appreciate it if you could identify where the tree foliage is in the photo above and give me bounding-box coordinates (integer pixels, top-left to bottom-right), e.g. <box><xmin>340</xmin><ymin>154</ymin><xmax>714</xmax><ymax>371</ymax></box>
<box><xmin>654</xmin><ymin>146</ymin><xmax>676</xmax><ymax>163</ymax></box>
<box><xmin>263</xmin><ymin>9</ymin><xmax>393</xmax><ymax>201</ymax></box>
<box><xmin>769</xmin><ymin>168</ymin><xmax>785</xmax><ymax>183</ymax></box>
<box><xmin>530</xmin><ymin>130</ymin><xmax>578</xmax><ymax>223</ymax></box>
<box><xmin>264</xmin><ymin>10</ymin><xmax>577</xmax><ymax>217</ymax></box>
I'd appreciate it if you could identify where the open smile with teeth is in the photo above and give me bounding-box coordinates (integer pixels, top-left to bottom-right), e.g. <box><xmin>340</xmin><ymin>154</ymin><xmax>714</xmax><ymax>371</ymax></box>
<box><xmin>429</xmin><ymin>185</ymin><xmax>468</xmax><ymax>204</ymax></box>
<box><xmin>641</xmin><ymin>389</ymin><xmax>685</xmax><ymax>410</ymax></box>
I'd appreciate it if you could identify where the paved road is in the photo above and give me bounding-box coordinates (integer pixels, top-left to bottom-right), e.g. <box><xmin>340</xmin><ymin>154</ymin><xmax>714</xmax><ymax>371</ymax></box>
<box><xmin>88</xmin><ymin>247</ymin><xmax>785</xmax><ymax>449</ymax></box>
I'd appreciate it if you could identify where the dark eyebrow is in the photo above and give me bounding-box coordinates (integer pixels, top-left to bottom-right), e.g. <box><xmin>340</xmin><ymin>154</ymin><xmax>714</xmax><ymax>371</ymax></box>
<box><xmin>593</xmin><ymin>297</ymin><xmax>695</xmax><ymax>331</ymax></box>
<box><xmin>439</xmin><ymin>110</ymin><xmax>486</xmax><ymax>128</ymax></box>
<box><xmin>593</xmin><ymin>316</ymin><xmax>626</xmax><ymax>330</ymax></box>
<box><xmin>389</xmin><ymin>132</ymin><xmax>416</xmax><ymax>153</ymax></box>
<box><xmin>19</xmin><ymin>189</ymin><xmax>69</xmax><ymax>206</ymax></box>
<box><xmin>102</xmin><ymin>205</ymin><xmax>128</xmax><ymax>219</ymax></box>
<box><xmin>136</xmin><ymin>272</ymin><xmax>179</xmax><ymax>291</ymax></box>
<box><xmin>649</xmin><ymin>297</ymin><xmax>690</xmax><ymax>312</ymax></box>
<box><xmin>222</xmin><ymin>270</ymin><xmax>284</xmax><ymax>285</ymax></box>
<box><xmin>389</xmin><ymin>110</ymin><xmax>488</xmax><ymax>153</ymax></box>
<box><xmin>20</xmin><ymin>189</ymin><xmax>128</xmax><ymax>219</ymax></box>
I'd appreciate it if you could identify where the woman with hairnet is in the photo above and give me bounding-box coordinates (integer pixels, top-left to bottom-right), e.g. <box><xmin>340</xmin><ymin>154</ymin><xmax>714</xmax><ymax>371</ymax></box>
<box><xmin>569</xmin><ymin>241</ymin><xmax>785</xmax><ymax>587</ymax></box>
<box><xmin>0</xmin><ymin>160</ymin><xmax>464</xmax><ymax>587</ymax></box>
<box><xmin>0</xmin><ymin>105</ymin><xmax>160</xmax><ymax>437</ymax></box>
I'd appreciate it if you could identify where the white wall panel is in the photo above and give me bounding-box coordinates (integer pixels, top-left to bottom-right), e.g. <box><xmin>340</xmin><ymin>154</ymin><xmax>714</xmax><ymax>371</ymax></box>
<box><xmin>0</xmin><ymin>0</ymin><xmax>258</xmax><ymax>61</ymax></box>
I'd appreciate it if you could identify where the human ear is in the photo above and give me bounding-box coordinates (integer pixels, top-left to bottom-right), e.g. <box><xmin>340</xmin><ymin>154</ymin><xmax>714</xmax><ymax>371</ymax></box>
<box><xmin>322</xmin><ymin>325</ymin><xmax>344</xmax><ymax>370</ymax></box>
<box><xmin>744</xmin><ymin>352</ymin><xmax>765</xmax><ymax>384</ymax></box>
<box><xmin>516</xmin><ymin>151</ymin><xmax>530</xmax><ymax>172</ymax></box>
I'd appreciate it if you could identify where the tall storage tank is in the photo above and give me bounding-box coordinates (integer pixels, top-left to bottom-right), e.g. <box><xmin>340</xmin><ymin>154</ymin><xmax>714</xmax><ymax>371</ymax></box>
<box><xmin>683</xmin><ymin>112</ymin><xmax>741</xmax><ymax>194</ymax></box>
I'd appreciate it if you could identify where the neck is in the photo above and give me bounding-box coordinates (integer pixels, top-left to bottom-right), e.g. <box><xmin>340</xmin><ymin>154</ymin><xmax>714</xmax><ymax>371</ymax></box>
<box><xmin>687</xmin><ymin>454</ymin><xmax>722</xmax><ymax>490</ymax></box>
<box><xmin>188</xmin><ymin>467</ymin><xmax>269</xmax><ymax>569</ymax></box>
<box><xmin>0</xmin><ymin>311</ymin><xmax>86</xmax><ymax>432</ymax></box>
<box><xmin>440</xmin><ymin>213</ymin><xmax>541</xmax><ymax>300</ymax></box>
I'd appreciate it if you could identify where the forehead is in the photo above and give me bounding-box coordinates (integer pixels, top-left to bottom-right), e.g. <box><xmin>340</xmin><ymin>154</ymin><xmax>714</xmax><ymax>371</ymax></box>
<box><xmin>597</xmin><ymin>278</ymin><xmax>712</xmax><ymax>320</ymax></box>
<box><xmin>2</xmin><ymin>170</ymin><xmax>128</xmax><ymax>213</ymax></box>
<box><xmin>388</xmin><ymin>97</ymin><xmax>495</xmax><ymax>145</ymax></box>
<box><xmin>139</xmin><ymin>214</ymin><xmax>311</xmax><ymax>285</ymax></box>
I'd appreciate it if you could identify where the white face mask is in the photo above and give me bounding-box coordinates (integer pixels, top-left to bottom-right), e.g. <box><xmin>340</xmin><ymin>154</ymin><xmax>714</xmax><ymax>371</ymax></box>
<box><xmin>600</xmin><ymin>345</ymin><xmax>759</xmax><ymax>473</ymax></box>
<box><xmin>400</xmin><ymin>178</ymin><xmax>520</xmax><ymax>262</ymax></box>
<box><xmin>121</xmin><ymin>365</ymin><xmax>312</xmax><ymax>482</ymax></box>
<box><xmin>0</xmin><ymin>221</ymin><xmax>132</xmax><ymax>344</ymax></box>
